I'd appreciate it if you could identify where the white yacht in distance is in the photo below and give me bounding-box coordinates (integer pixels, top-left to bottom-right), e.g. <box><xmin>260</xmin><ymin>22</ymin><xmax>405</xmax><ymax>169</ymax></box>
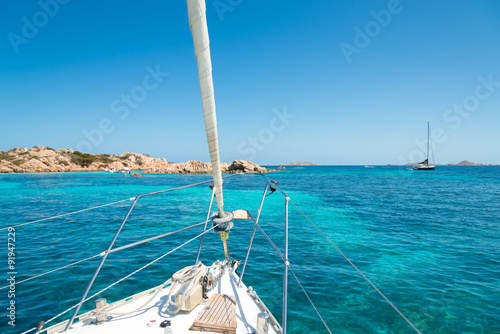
<box><xmin>413</xmin><ymin>122</ymin><xmax>436</xmax><ymax>170</ymax></box>
<box><xmin>15</xmin><ymin>1</ymin><xmax>423</xmax><ymax>334</ymax></box>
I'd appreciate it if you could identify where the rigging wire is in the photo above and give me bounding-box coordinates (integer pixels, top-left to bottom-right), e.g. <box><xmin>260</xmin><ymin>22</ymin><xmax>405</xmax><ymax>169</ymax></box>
<box><xmin>3</xmin><ymin>220</ymin><xmax>209</xmax><ymax>290</ymax></box>
<box><xmin>1</xmin><ymin>198</ymin><xmax>134</xmax><ymax>231</ymax></box>
<box><xmin>20</xmin><ymin>225</ymin><xmax>218</xmax><ymax>334</ymax></box>
<box><xmin>0</xmin><ymin>254</ymin><xmax>101</xmax><ymax>291</ymax></box>
<box><xmin>13</xmin><ymin>174</ymin><xmax>422</xmax><ymax>334</ymax></box>
<box><xmin>288</xmin><ymin>199</ymin><xmax>423</xmax><ymax>334</ymax></box>
<box><xmin>288</xmin><ymin>265</ymin><xmax>332</xmax><ymax>334</ymax></box>
<box><xmin>5</xmin><ymin>173</ymin><xmax>244</xmax><ymax>232</ymax></box>
<box><xmin>430</xmin><ymin>129</ymin><xmax>435</xmax><ymax>164</ymax></box>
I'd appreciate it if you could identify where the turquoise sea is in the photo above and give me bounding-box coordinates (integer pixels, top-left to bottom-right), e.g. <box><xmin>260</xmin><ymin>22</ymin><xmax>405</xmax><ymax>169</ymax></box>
<box><xmin>1</xmin><ymin>166</ymin><xmax>499</xmax><ymax>334</ymax></box>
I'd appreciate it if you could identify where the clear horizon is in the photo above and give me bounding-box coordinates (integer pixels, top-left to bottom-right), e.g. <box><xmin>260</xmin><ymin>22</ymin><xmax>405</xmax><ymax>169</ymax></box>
<box><xmin>1</xmin><ymin>1</ymin><xmax>499</xmax><ymax>165</ymax></box>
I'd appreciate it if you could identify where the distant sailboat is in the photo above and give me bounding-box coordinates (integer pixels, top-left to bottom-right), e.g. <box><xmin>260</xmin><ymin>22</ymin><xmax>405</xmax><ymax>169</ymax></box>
<box><xmin>413</xmin><ymin>122</ymin><xmax>435</xmax><ymax>170</ymax></box>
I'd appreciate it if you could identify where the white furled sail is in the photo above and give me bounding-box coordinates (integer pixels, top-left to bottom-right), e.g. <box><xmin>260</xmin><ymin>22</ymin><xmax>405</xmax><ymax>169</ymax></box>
<box><xmin>186</xmin><ymin>0</ymin><xmax>224</xmax><ymax>215</ymax></box>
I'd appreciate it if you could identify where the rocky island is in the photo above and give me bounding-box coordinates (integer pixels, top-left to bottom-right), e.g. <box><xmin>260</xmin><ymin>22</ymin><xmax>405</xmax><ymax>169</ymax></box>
<box><xmin>0</xmin><ymin>146</ymin><xmax>269</xmax><ymax>174</ymax></box>
<box><xmin>444</xmin><ymin>160</ymin><xmax>498</xmax><ymax>166</ymax></box>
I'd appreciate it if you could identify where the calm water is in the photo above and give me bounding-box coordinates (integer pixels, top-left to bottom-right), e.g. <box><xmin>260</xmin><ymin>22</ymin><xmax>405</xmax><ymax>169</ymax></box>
<box><xmin>1</xmin><ymin>166</ymin><xmax>499</xmax><ymax>334</ymax></box>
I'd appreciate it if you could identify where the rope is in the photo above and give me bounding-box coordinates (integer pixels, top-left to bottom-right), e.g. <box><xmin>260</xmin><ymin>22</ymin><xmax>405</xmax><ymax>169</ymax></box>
<box><xmin>0</xmin><ymin>254</ymin><xmax>101</xmax><ymax>291</ymax></box>
<box><xmin>288</xmin><ymin>265</ymin><xmax>332</xmax><ymax>334</ymax></box>
<box><xmin>165</xmin><ymin>263</ymin><xmax>208</xmax><ymax>314</ymax></box>
<box><xmin>20</xmin><ymin>225</ymin><xmax>217</xmax><ymax>334</ymax></box>
<box><xmin>289</xmin><ymin>199</ymin><xmax>423</xmax><ymax>334</ymax></box>
<box><xmin>1</xmin><ymin>198</ymin><xmax>134</xmax><ymax>231</ymax></box>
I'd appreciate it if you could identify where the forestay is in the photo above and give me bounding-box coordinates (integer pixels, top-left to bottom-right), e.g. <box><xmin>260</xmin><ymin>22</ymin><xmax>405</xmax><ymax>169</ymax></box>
<box><xmin>186</xmin><ymin>0</ymin><xmax>225</xmax><ymax>215</ymax></box>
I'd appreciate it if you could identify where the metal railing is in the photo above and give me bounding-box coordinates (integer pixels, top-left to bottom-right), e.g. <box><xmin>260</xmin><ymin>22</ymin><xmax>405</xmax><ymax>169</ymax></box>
<box><xmin>238</xmin><ymin>174</ymin><xmax>292</xmax><ymax>334</ymax></box>
<box><xmin>49</xmin><ymin>171</ymin><xmax>422</xmax><ymax>334</ymax></box>
<box><xmin>17</xmin><ymin>172</ymin><xmax>330</xmax><ymax>334</ymax></box>
<box><xmin>64</xmin><ymin>174</ymin><xmax>241</xmax><ymax>331</ymax></box>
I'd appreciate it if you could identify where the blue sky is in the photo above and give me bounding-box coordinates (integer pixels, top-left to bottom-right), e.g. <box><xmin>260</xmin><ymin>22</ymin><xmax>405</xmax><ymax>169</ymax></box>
<box><xmin>1</xmin><ymin>0</ymin><xmax>499</xmax><ymax>165</ymax></box>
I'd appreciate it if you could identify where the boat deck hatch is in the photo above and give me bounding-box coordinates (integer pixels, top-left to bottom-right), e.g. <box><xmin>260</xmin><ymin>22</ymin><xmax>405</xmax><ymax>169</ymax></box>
<box><xmin>190</xmin><ymin>293</ymin><xmax>236</xmax><ymax>333</ymax></box>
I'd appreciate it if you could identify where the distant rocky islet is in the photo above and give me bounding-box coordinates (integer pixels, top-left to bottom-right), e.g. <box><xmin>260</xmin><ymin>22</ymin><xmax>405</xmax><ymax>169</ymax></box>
<box><xmin>0</xmin><ymin>146</ymin><xmax>269</xmax><ymax>174</ymax></box>
<box><xmin>284</xmin><ymin>162</ymin><xmax>318</xmax><ymax>166</ymax></box>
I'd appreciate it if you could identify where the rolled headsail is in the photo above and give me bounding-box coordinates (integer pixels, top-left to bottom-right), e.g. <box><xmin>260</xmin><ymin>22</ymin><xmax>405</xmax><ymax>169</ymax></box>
<box><xmin>186</xmin><ymin>0</ymin><xmax>224</xmax><ymax>215</ymax></box>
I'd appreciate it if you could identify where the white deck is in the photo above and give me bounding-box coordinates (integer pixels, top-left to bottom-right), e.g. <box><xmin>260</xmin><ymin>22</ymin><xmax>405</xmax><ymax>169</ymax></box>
<box><xmin>45</xmin><ymin>264</ymin><xmax>280</xmax><ymax>334</ymax></box>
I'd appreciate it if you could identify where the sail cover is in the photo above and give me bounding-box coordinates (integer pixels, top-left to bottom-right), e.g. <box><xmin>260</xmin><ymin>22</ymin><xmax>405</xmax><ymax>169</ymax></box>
<box><xmin>186</xmin><ymin>0</ymin><xmax>224</xmax><ymax>215</ymax></box>
<box><xmin>419</xmin><ymin>159</ymin><xmax>429</xmax><ymax>165</ymax></box>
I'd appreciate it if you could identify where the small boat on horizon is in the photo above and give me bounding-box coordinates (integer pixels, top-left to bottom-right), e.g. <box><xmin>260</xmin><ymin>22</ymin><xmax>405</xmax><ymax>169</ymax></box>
<box><xmin>413</xmin><ymin>122</ymin><xmax>435</xmax><ymax>171</ymax></box>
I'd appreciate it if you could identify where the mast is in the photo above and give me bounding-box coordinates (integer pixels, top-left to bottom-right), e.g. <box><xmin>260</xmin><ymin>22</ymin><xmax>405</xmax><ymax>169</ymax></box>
<box><xmin>426</xmin><ymin>121</ymin><xmax>430</xmax><ymax>166</ymax></box>
<box><xmin>186</xmin><ymin>0</ymin><xmax>224</xmax><ymax>216</ymax></box>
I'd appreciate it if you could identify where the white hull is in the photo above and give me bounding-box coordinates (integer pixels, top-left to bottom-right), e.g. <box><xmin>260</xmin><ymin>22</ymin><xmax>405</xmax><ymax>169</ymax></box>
<box><xmin>45</xmin><ymin>262</ymin><xmax>280</xmax><ymax>334</ymax></box>
<box><xmin>412</xmin><ymin>164</ymin><xmax>435</xmax><ymax>170</ymax></box>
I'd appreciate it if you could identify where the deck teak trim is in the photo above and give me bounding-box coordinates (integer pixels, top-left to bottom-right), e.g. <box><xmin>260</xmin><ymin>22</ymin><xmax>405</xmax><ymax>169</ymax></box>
<box><xmin>190</xmin><ymin>293</ymin><xmax>237</xmax><ymax>334</ymax></box>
